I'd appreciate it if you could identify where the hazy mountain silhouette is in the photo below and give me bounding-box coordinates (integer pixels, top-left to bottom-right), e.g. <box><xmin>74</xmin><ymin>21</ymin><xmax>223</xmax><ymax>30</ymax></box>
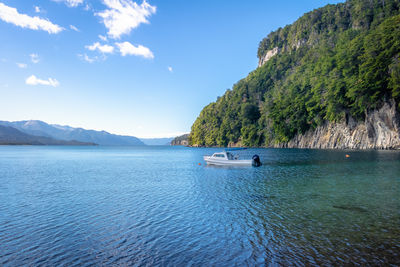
<box><xmin>0</xmin><ymin>125</ymin><xmax>96</xmax><ymax>145</ymax></box>
<box><xmin>0</xmin><ymin>120</ymin><xmax>145</xmax><ymax>146</ymax></box>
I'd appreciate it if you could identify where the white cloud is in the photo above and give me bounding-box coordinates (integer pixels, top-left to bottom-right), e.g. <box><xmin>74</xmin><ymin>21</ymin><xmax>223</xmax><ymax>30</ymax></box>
<box><xmin>86</xmin><ymin>42</ymin><xmax>114</xmax><ymax>54</ymax></box>
<box><xmin>84</xmin><ymin>4</ymin><xmax>91</xmax><ymax>11</ymax></box>
<box><xmin>34</xmin><ymin>6</ymin><xmax>41</xmax><ymax>13</ymax></box>
<box><xmin>17</xmin><ymin>63</ymin><xmax>27</xmax><ymax>68</ymax></box>
<box><xmin>78</xmin><ymin>53</ymin><xmax>98</xmax><ymax>63</ymax></box>
<box><xmin>168</xmin><ymin>66</ymin><xmax>173</xmax><ymax>72</ymax></box>
<box><xmin>26</xmin><ymin>75</ymin><xmax>59</xmax><ymax>87</ymax></box>
<box><xmin>97</xmin><ymin>0</ymin><xmax>156</xmax><ymax>39</ymax></box>
<box><xmin>99</xmin><ymin>34</ymin><xmax>108</xmax><ymax>42</ymax></box>
<box><xmin>53</xmin><ymin>0</ymin><xmax>84</xmax><ymax>7</ymax></box>
<box><xmin>116</xmin><ymin>41</ymin><xmax>153</xmax><ymax>58</ymax></box>
<box><xmin>30</xmin><ymin>54</ymin><xmax>40</xmax><ymax>64</ymax></box>
<box><xmin>70</xmin><ymin>25</ymin><xmax>80</xmax><ymax>32</ymax></box>
<box><xmin>84</xmin><ymin>54</ymin><xmax>95</xmax><ymax>63</ymax></box>
<box><xmin>0</xmin><ymin>3</ymin><xmax>63</xmax><ymax>34</ymax></box>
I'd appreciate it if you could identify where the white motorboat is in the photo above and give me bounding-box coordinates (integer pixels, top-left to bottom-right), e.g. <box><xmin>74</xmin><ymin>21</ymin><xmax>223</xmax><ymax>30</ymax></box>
<box><xmin>203</xmin><ymin>151</ymin><xmax>261</xmax><ymax>167</ymax></box>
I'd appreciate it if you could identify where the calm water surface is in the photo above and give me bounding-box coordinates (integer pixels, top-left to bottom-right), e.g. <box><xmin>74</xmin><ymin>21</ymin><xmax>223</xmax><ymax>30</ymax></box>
<box><xmin>0</xmin><ymin>146</ymin><xmax>399</xmax><ymax>266</ymax></box>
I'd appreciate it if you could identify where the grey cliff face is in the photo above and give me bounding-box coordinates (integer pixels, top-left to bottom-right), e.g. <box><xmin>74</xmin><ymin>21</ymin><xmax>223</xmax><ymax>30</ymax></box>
<box><xmin>258</xmin><ymin>47</ymin><xmax>279</xmax><ymax>67</ymax></box>
<box><xmin>171</xmin><ymin>134</ymin><xmax>189</xmax><ymax>146</ymax></box>
<box><xmin>276</xmin><ymin>100</ymin><xmax>400</xmax><ymax>149</ymax></box>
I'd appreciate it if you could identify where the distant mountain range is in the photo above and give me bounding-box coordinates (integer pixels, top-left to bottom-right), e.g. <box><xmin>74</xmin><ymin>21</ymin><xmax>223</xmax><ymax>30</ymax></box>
<box><xmin>0</xmin><ymin>125</ymin><xmax>96</xmax><ymax>145</ymax></box>
<box><xmin>0</xmin><ymin>120</ymin><xmax>144</xmax><ymax>146</ymax></box>
<box><xmin>140</xmin><ymin>137</ymin><xmax>174</xmax><ymax>146</ymax></box>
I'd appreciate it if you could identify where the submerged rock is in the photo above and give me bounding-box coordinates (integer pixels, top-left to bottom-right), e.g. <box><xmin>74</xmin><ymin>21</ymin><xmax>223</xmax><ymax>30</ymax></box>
<box><xmin>333</xmin><ymin>205</ymin><xmax>368</xmax><ymax>213</ymax></box>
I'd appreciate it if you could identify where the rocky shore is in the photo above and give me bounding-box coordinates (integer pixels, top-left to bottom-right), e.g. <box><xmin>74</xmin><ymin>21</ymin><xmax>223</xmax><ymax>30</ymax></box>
<box><xmin>276</xmin><ymin>100</ymin><xmax>400</xmax><ymax>149</ymax></box>
<box><xmin>171</xmin><ymin>134</ymin><xmax>189</xmax><ymax>146</ymax></box>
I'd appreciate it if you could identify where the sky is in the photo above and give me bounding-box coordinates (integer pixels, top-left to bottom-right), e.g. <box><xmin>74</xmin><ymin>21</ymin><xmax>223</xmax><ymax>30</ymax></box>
<box><xmin>0</xmin><ymin>0</ymin><xmax>344</xmax><ymax>138</ymax></box>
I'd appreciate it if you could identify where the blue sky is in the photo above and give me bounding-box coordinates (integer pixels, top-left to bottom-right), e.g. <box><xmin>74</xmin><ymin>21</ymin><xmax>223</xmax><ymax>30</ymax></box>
<box><xmin>0</xmin><ymin>0</ymin><xmax>343</xmax><ymax>138</ymax></box>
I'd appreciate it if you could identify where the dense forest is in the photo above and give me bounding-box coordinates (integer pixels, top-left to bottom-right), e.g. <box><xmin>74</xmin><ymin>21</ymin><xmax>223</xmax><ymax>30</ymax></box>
<box><xmin>189</xmin><ymin>0</ymin><xmax>400</xmax><ymax>147</ymax></box>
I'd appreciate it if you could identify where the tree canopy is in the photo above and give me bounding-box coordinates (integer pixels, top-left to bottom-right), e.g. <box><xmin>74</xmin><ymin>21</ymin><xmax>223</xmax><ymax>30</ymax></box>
<box><xmin>190</xmin><ymin>0</ymin><xmax>400</xmax><ymax>147</ymax></box>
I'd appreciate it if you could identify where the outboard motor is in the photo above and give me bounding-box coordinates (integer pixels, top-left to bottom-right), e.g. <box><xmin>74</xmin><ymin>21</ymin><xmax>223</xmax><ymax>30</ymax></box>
<box><xmin>252</xmin><ymin>154</ymin><xmax>262</xmax><ymax>167</ymax></box>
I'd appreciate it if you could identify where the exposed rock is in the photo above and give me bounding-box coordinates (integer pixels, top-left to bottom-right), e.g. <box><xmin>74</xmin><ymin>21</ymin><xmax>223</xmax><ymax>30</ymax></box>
<box><xmin>293</xmin><ymin>38</ymin><xmax>306</xmax><ymax>49</ymax></box>
<box><xmin>275</xmin><ymin>100</ymin><xmax>400</xmax><ymax>149</ymax></box>
<box><xmin>171</xmin><ymin>134</ymin><xmax>189</xmax><ymax>146</ymax></box>
<box><xmin>258</xmin><ymin>47</ymin><xmax>279</xmax><ymax>67</ymax></box>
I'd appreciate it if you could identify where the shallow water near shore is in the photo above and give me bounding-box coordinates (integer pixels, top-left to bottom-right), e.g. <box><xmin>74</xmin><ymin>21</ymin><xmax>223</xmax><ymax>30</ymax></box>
<box><xmin>0</xmin><ymin>146</ymin><xmax>399</xmax><ymax>265</ymax></box>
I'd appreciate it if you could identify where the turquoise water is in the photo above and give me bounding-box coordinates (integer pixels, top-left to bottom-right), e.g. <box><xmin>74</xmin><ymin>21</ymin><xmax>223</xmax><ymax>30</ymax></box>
<box><xmin>0</xmin><ymin>146</ymin><xmax>399</xmax><ymax>266</ymax></box>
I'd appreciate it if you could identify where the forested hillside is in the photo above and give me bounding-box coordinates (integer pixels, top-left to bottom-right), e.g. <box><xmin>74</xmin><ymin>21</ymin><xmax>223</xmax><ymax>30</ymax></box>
<box><xmin>190</xmin><ymin>0</ymin><xmax>400</xmax><ymax>147</ymax></box>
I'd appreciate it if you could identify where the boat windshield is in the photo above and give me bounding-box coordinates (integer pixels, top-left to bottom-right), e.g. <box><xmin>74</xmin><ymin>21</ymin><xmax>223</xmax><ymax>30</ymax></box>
<box><xmin>226</xmin><ymin>152</ymin><xmax>234</xmax><ymax>160</ymax></box>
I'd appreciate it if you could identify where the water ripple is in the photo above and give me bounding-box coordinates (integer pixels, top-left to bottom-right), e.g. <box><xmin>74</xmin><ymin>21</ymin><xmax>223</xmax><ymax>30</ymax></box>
<box><xmin>0</xmin><ymin>147</ymin><xmax>400</xmax><ymax>265</ymax></box>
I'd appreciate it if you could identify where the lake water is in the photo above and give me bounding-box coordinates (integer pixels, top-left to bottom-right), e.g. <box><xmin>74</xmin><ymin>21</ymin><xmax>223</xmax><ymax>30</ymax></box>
<box><xmin>0</xmin><ymin>146</ymin><xmax>399</xmax><ymax>266</ymax></box>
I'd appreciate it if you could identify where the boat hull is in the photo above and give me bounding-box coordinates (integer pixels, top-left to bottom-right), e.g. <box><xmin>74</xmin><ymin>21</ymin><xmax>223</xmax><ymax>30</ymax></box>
<box><xmin>203</xmin><ymin>156</ymin><xmax>253</xmax><ymax>166</ymax></box>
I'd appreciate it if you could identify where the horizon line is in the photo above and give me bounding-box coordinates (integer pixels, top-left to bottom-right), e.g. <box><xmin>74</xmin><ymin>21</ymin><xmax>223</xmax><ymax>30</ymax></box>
<box><xmin>0</xmin><ymin>119</ymin><xmax>189</xmax><ymax>139</ymax></box>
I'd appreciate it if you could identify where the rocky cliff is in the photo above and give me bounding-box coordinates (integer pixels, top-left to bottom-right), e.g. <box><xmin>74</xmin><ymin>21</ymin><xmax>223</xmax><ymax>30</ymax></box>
<box><xmin>276</xmin><ymin>100</ymin><xmax>400</xmax><ymax>149</ymax></box>
<box><xmin>171</xmin><ymin>134</ymin><xmax>189</xmax><ymax>146</ymax></box>
<box><xmin>258</xmin><ymin>47</ymin><xmax>279</xmax><ymax>67</ymax></box>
